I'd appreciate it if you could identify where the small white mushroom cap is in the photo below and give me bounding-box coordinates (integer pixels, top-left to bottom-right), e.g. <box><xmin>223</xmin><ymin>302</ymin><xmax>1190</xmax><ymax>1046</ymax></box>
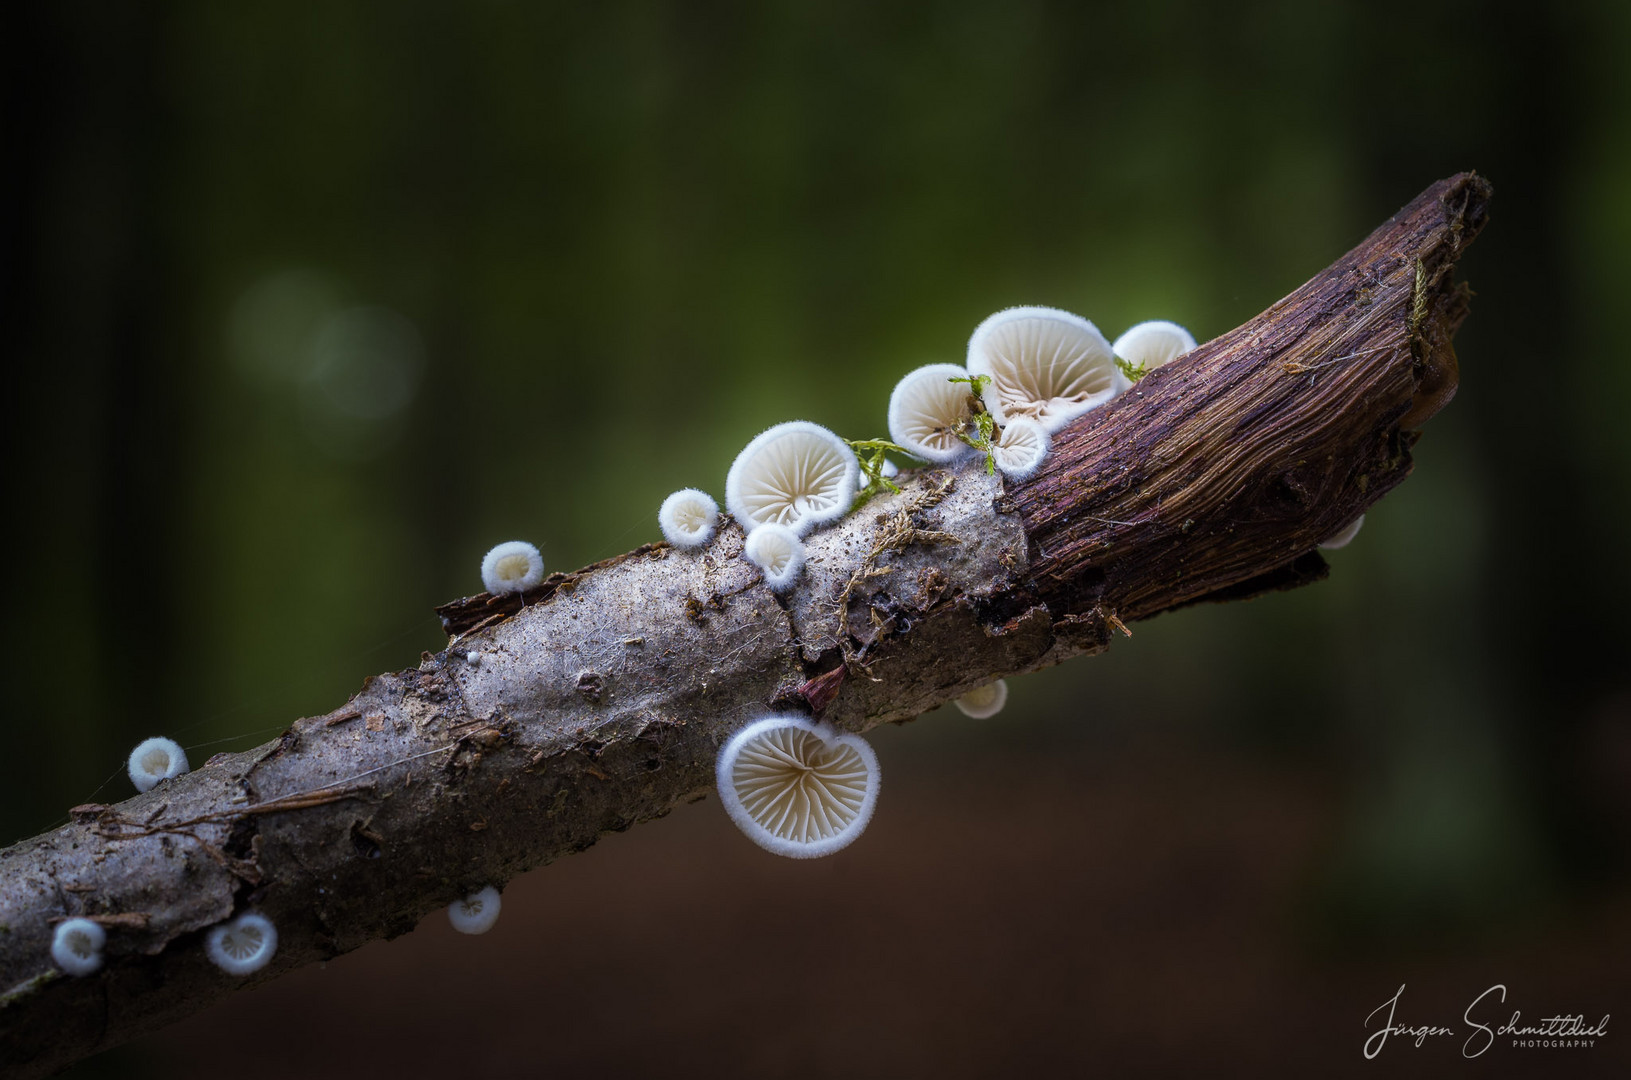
<box><xmin>967</xmin><ymin>306</ymin><xmax>1121</xmax><ymax>433</ymax></box>
<box><xmin>1319</xmin><ymin>513</ymin><xmax>1365</xmax><ymax>550</ymax></box>
<box><xmin>205</xmin><ymin>912</ymin><xmax>277</xmax><ymax>976</ymax></box>
<box><xmin>887</xmin><ymin>363</ymin><xmax>979</xmax><ymax>464</ymax></box>
<box><xmin>743</xmin><ymin>522</ymin><xmax>805</xmax><ymax>592</ymax></box>
<box><xmin>954</xmin><ymin>679</ymin><xmax>1009</xmax><ymax>719</ymax></box>
<box><xmin>725</xmin><ymin>421</ymin><xmax>859</xmax><ymax>536</ymax></box>
<box><xmin>879</xmin><ymin>459</ymin><xmax>900</xmax><ymax>479</ymax></box>
<box><xmin>127</xmin><ymin>737</ymin><xmax>189</xmax><ymax>794</ymax></box>
<box><xmin>480</xmin><ymin>540</ymin><xmax>544</xmax><ymax>595</ymax></box>
<box><xmin>716</xmin><ymin>715</ymin><xmax>881</xmax><ymax>859</ymax></box>
<box><xmin>1113</xmin><ymin>320</ymin><xmax>1198</xmax><ymax>375</ymax></box>
<box><xmin>447</xmin><ymin>886</ymin><xmax>502</xmax><ymax>935</ymax></box>
<box><xmin>992</xmin><ymin>419</ymin><xmax>1050</xmax><ymax>481</ymax></box>
<box><xmin>51</xmin><ymin>918</ymin><xmax>106</xmax><ymax>977</ymax></box>
<box><xmin>658</xmin><ymin>488</ymin><xmax>720</xmax><ymax>549</ymax></box>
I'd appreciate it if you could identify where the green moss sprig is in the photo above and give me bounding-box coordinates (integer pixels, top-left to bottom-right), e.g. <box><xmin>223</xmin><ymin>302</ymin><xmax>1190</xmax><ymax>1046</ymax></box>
<box><xmin>946</xmin><ymin>373</ymin><xmax>998</xmax><ymax>475</ymax></box>
<box><xmin>1113</xmin><ymin>353</ymin><xmax>1147</xmax><ymax>383</ymax></box>
<box><xmin>846</xmin><ymin>437</ymin><xmax>909</xmax><ymax>509</ymax></box>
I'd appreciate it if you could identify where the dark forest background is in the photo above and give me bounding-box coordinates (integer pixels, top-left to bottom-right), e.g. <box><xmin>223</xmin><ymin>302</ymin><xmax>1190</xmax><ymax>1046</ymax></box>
<box><xmin>4</xmin><ymin>1</ymin><xmax>1629</xmax><ymax>1076</ymax></box>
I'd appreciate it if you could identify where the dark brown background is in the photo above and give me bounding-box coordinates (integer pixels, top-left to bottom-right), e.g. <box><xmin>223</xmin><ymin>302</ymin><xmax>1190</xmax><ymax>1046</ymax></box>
<box><xmin>5</xmin><ymin>0</ymin><xmax>1628</xmax><ymax>1075</ymax></box>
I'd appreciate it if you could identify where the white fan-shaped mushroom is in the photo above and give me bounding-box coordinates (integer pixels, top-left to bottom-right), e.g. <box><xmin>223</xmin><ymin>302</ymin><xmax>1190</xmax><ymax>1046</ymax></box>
<box><xmin>205</xmin><ymin>912</ymin><xmax>277</xmax><ymax>976</ymax></box>
<box><xmin>716</xmin><ymin>715</ymin><xmax>880</xmax><ymax>859</ymax></box>
<box><xmin>725</xmin><ymin>421</ymin><xmax>859</xmax><ymax>536</ymax></box>
<box><xmin>743</xmin><ymin>522</ymin><xmax>805</xmax><ymax>592</ymax></box>
<box><xmin>1319</xmin><ymin>513</ymin><xmax>1365</xmax><ymax>550</ymax></box>
<box><xmin>992</xmin><ymin>419</ymin><xmax>1049</xmax><ymax>481</ymax></box>
<box><xmin>659</xmin><ymin>488</ymin><xmax>720</xmax><ymax>549</ymax></box>
<box><xmin>127</xmin><ymin>737</ymin><xmax>189</xmax><ymax>793</ymax></box>
<box><xmin>1113</xmin><ymin>320</ymin><xmax>1197</xmax><ymax>375</ymax></box>
<box><xmin>51</xmin><ymin>918</ymin><xmax>106</xmax><ymax>977</ymax></box>
<box><xmin>481</xmin><ymin>540</ymin><xmax>544</xmax><ymax>595</ymax></box>
<box><xmin>954</xmin><ymin>679</ymin><xmax>1009</xmax><ymax>719</ymax></box>
<box><xmin>967</xmin><ymin>306</ymin><xmax>1120</xmax><ymax>433</ymax></box>
<box><xmin>447</xmin><ymin>886</ymin><xmax>502</xmax><ymax>935</ymax></box>
<box><xmin>887</xmin><ymin>364</ymin><xmax>978</xmax><ymax>464</ymax></box>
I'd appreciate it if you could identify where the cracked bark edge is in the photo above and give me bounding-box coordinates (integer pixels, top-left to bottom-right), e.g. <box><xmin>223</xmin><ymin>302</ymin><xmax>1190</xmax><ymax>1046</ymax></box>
<box><xmin>0</xmin><ymin>172</ymin><xmax>1491</xmax><ymax>1076</ymax></box>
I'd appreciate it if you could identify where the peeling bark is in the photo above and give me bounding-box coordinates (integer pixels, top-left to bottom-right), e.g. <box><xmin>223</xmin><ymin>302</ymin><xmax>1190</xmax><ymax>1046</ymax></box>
<box><xmin>0</xmin><ymin>173</ymin><xmax>1490</xmax><ymax>1076</ymax></box>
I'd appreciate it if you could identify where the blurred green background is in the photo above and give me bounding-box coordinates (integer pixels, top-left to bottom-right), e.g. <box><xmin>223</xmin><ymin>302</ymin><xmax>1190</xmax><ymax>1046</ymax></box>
<box><xmin>6</xmin><ymin>0</ymin><xmax>1629</xmax><ymax>1075</ymax></box>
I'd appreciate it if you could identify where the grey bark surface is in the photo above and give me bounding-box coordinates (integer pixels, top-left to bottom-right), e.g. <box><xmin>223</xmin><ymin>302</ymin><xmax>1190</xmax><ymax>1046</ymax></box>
<box><xmin>0</xmin><ymin>173</ymin><xmax>1490</xmax><ymax>1076</ymax></box>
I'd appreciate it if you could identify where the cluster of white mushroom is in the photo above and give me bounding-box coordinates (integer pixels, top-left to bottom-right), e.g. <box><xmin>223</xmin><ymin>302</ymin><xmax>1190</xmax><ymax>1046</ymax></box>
<box><xmin>641</xmin><ymin>307</ymin><xmax>1203</xmax><ymax>859</ymax></box>
<box><xmin>891</xmin><ymin>308</ymin><xmax>1198</xmax><ymax>482</ymax></box>
<box><xmin>49</xmin><ymin>733</ymin><xmax>279</xmax><ymax>981</ymax></box>
<box><xmin>51</xmin><ymin>907</ymin><xmax>279</xmax><ymax>980</ymax></box>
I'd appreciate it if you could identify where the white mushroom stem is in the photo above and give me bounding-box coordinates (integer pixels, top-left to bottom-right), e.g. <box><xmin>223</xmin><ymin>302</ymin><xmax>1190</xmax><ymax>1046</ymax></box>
<box><xmin>968</xmin><ymin>306</ymin><xmax>1122</xmax><ymax>433</ymax></box>
<box><xmin>716</xmin><ymin>715</ymin><xmax>881</xmax><ymax>859</ymax></box>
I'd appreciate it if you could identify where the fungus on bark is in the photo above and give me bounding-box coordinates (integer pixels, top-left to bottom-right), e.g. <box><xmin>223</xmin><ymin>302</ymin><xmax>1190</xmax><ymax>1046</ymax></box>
<box><xmin>203</xmin><ymin>913</ymin><xmax>277</xmax><ymax>976</ymax></box>
<box><xmin>1113</xmin><ymin>320</ymin><xmax>1197</xmax><ymax>378</ymax></box>
<box><xmin>743</xmin><ymin>522</ymin><xmax>805</xmax><ymax>592</ymax></box>
<box><xmin>126</xmin><ymin>737</ymin><xmax>189</xmax><ymax>794</ymax></box>
<box><xmin>724</xmin><ymin>421</ymin><xmax>859</xmax><ymax>536</ymax></box>
<box><xmin>887</xmin><ymin>363</ymin><xmax>979</xmax><ymax>464</ymax></box>
<box><xmin>1320</xmin><ymin>514</ymin><xmax>1366</xmax><ymax>550</ymax></box>
<box><xmin>954</xmin><ymin>679</ymin><xmax>1009</xmax><ymax>719</ymax></box>
<box><xmin>658</xmin><ymin>488</ymin><xmax>720</xmax><ymax>549</ymax></box>
<box><xmin>480</xmin><ymin>540</ymin><xmax>545</xmax><ymax>596</ymax></box>
<box><xmin>991</xmin><ymin>419</ymin><xmax>1049</xmax><ymax>480</ymax></box>
<box><xmin>715</xmin><ymin>715</ymin><xmax>880</xmax><ymax>858</ymax></box>
<box><xmin>447</xmin><ymin>886</ymin><xmax>502</xmax><ymax>935</ymax></box>
<box><xmin>967</xmin><ymin>306</ymin><xmax>1121</xmax><ymax>432</ymax></box>
<box><xmin>50</xmin><ymin>919</ymin><xmax>105</xmax><ymax>978</ymax></box>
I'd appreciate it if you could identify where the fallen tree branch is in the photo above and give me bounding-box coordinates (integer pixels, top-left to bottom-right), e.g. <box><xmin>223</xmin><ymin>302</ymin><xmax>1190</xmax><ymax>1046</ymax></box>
<box><xmin>0</xmin><ymin>173</ymin><xmax>1491</xmax><ymax>1075</ymax></box>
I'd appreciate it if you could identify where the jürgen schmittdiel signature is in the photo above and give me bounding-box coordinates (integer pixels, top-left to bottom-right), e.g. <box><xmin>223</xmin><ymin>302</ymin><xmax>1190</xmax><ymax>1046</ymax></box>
<box><xmin>1364</xmin><ymin>984</ymin><xmax>1609</xmax><ymax>1059</ymax></box>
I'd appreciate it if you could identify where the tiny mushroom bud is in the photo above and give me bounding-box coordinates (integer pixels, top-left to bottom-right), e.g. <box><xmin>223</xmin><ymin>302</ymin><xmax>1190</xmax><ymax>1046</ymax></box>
<box><xmin>1112</xmin><ymin>320</ymin><xmax>1198</xmax><ymax>377</ymax></box>
<box><xmin>658</xmin><ymin>488</ymin><xmax>720</xmax><ymax>549</ymax></box>
<box><xmin>887</xmin><ymin>363</ymin><xmax>979</xmax><ymax>464</ymax></box>
<box><xmin>992</xmin><ymin>418</ymin><xmax>1049</xmax><ymax>481</ymax></box>
<box><xmin>716</xmin><ymin>715</ymin><xmax>881</xmax><ymax>859</ymax></box>
<box><xmin>466</xmin><ymin>651</ymin><xmax>481</xmax><ymax>666</ymax></box>
<box><xmin>447</xmin><ymin>886</ymin><xmax>502</xmax><ymax>935</ymax></box>
<box><xmin>880</xmin><ymin>458</ymin><xmax>900</xmax><ymax>479</ymax></box>
<box><xmin>967</xmin><ymin>306</ymin><xmax>1121</xmax><ymax>433</ymax></box>
<box><xmin>480</xmin><ymin>540</ymin><xmax>544</xmax><ymax>595</ymax></box>
<box><xmin>127</xmin><ymin>737</ymin><xmax>189</xmax><ymax>794</ymax></box>
<box><xmin>725</xmin><ymin>420</ymin><xmax>859</xmax><ymax>536</ymax></box>
<box><xmin>51</xmin><ymin>918</ymin><xmax>106</xmax><ymax>977</ymax></box>
<box><xmin>1319</xmin><ymin>514</ymin><xmax>1365</xmax><ymax>550</ymax></box>
<box><xmin>204</xmin><ymin>912</ymin><xmax>278</xmax><ymax>976</ymax></box>
<box><xmin>954</xmin><ymin>679</ymin><xmax>1009</xmax><ymax>719</ymax></box>
<box><xmin>743</xmin><ymin>522</ymin><xmax>805</xmax><ymax>592</ymax></box>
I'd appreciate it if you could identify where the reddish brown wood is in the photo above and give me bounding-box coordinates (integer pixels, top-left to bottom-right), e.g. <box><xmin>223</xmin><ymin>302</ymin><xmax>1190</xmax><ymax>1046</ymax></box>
<box><xmin>1007</xmin><ymin>172</ymin><xmax>1489</xmax><ymax>625</ymax></box>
